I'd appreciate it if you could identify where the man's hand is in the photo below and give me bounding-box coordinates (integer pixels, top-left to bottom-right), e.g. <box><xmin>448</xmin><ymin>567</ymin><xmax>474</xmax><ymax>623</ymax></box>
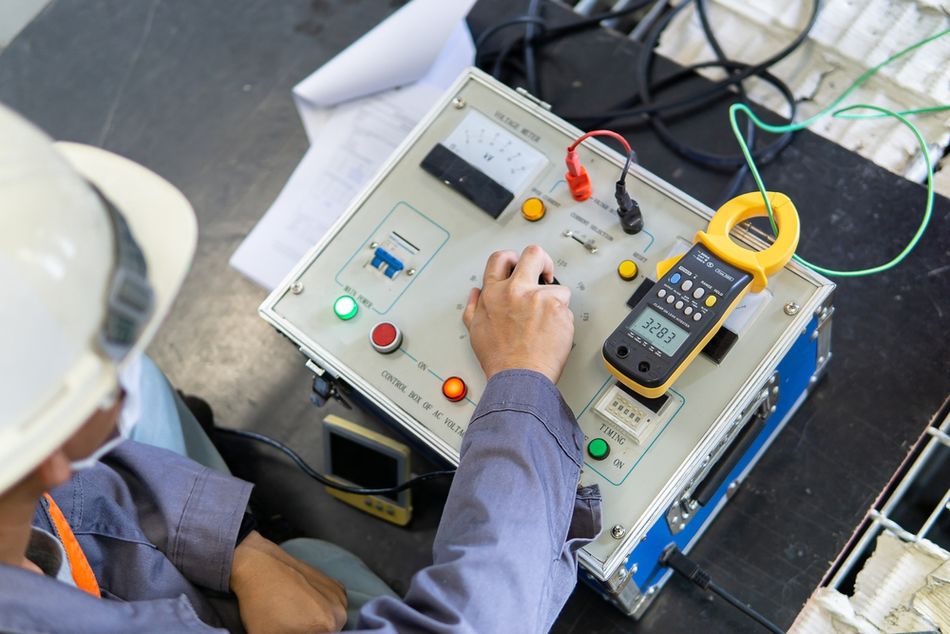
<box><xmin>463</xmin><ymin>245</ymin><xmax>574</xmax><ymax>383</ymax></box>
<box><xmin>230</xmin><ymin>531</ymin><xmax>347</xmax><ymax>634</ymax></box>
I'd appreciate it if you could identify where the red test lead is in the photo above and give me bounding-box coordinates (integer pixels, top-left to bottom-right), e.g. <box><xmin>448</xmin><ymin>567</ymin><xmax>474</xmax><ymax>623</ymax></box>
<box><xmin>564</xmin><ymin>130</ymin><xmax>633</xmax><ymax>202</ymax></box>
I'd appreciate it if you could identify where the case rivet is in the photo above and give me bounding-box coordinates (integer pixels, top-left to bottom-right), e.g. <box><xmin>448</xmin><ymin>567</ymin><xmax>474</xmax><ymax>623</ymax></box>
<box><xmin>452</xmin><ymin>97</ymin><xmax>465</xmax><ymax>109</ymax></box>
<box><xmin>783</xmin><ymin>301</ymin><xmax>800</xmax><ymax>315</ymax></box>
<box><xmin>290</xmin><ymin>282</ymin><xmax>304</xmax><ymax>294</ymax></box>
<box><xmin>611</xmin><ymin>524</ymin><xmax>626</xmax><ymax>539</ymax></box>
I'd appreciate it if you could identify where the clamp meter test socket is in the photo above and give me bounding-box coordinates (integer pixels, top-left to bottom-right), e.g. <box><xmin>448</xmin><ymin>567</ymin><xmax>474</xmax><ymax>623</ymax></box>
<box><xmin>605</xmin><ymin>192</ymin><xmax>800</xmax><ymax>399</ymax></box>
<box><xmin>259</xmin><ymin>69</ymin><xmax>835</xmax><ymax>619</ymax></box>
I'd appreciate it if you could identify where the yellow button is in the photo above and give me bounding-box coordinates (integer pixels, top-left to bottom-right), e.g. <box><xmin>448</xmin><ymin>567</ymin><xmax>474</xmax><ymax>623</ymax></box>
<box><xmin>617</xmin><ymin>260</ymin><xmax>638</xmax><ymax>281</ymax></box>
<box><xmin>521</xmin><ymin>197</ymin><xmax>546</xmax><ymax>222</ymax></box>
<box><xmin>705</xmin><ymin>295</ymin><xmax>717</xmax><ymax>308</ymax></box>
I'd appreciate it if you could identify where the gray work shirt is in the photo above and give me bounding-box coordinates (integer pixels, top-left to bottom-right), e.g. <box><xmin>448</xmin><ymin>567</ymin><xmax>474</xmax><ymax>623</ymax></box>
<box><xmin>0</xmin><ymin>370</ymin><xmax>601</xmax><ymax>633</ymax></box>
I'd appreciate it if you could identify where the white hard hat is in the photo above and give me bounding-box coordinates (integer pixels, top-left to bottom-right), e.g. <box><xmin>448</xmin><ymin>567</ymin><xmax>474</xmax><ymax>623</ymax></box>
<box><xmin>0</xmin><ymin>104</ymin><xmax>197</xmax><ymax>494</ymax></box>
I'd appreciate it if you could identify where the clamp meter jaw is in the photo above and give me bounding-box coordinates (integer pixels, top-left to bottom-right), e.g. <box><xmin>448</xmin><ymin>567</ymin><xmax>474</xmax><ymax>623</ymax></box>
<box><xmin>603</xmin><ymin>191</ymin><xmax>800</xmax><ymax>398</ymax></box>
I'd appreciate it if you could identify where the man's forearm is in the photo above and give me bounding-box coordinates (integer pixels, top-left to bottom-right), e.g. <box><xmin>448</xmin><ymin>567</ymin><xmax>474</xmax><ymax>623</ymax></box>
<box><xmin>355</xmin><ymin>370</ymin><xmax>601</xmax><ymax>634</ymax></box>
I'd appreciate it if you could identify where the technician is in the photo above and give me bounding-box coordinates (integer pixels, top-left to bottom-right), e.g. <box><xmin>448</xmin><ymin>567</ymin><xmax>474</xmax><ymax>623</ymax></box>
<box><xmin>0</xmin><ymin>103</ymin><xmax>600</xmax><ymax>633</ymax></box>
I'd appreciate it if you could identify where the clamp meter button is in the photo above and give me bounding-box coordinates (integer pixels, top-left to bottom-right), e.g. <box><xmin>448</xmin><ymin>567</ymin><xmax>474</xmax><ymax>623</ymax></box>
<box><xmin>617</xmin><ymin>260</ymin><xmax>638</xmax><ymax>281</ymax></box>
<box><xmin>520</xmin><ymin>197</ymin><xmax>546</xmax><ymax>222</ymax></box>
<box><xmin>657</xmin><ymin>289</ymin><xmax>667</xmax><ymax>298</ymax></box>
<box><xmin>370</xmin><ymin>322</ymin><xmax>402</xmax><ymax>354</ymax></box>
<box><xmin>704</xmin><ymin>296</ymin><xmax>717</xmax><ymax>308</ymax></box>
<box><xmin>684</xmin><ymin>306</ymin><xmax>694</xmax><ymax>316</ymax></box>
<box><xmin>670</xmin><ymin>273</ymin><xmax>681</xmax><ymax>284</ymax></box>
<box><xmin>587</xmin><ymin>438</ymin><xmax>610</xmax><ymax>461</ymax></box>
<box><xmin>692</xmin><ymin>312</ymin><xmax>702</xmax><ymax>321</ymax></box>
<box><xmin>681</xmin><ymin>279</ymin><xmax>693</xmax><ymax>291</ymax></box>
<box><xmin>675</xmin><ymin>300</ymin><xmax>684</xmax><ymax>310</ymax></box>
<box><xmin>692</xmin><ymin>287</ymin><xmax>705</xmax><ymax>299</ymax></box>
<box><xmin>665</xmin><ymin>295</ymin><xmax>675</xmax><ymax>305</ymax></box>
<box><xmin>442</xmin><ymin>377</ymin><xmax>467</xmax><ymax>402</ymax></box>
<box><xmin>333</xmin><ymin>295</ymin><xmax>359</xmax><ymax>321</ymax></box>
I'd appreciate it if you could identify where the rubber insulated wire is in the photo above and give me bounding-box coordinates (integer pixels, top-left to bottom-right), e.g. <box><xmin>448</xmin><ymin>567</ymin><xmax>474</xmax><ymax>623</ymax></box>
<box><xmin>730</xmin><ymin>28</ymin><xmax>950</xmax><ymax>277</ymax></box>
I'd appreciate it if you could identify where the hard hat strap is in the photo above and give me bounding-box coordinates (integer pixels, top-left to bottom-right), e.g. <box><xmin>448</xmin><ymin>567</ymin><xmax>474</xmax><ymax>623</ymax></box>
<box><xmin>88</xmin><ymin>184</ymin><xmax>155</xmax><ymax>362</ymax></box>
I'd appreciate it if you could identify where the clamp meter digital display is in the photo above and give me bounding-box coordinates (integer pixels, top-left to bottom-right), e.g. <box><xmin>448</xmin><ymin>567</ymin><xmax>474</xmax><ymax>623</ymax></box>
<box><xmin>604</xmin><ymin>192</ymin><xmax>801</xmax><ymax>398</ymax></box>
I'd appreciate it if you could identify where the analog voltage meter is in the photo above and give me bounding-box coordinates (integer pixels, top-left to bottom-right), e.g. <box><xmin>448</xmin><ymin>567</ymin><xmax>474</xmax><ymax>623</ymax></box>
<box><xmin>421</xmin><ymin>110</ymin><xmax>547</xmax><ymax>218</ymax></box>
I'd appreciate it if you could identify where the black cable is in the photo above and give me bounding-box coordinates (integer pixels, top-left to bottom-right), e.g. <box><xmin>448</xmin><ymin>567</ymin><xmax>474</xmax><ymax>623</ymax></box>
<box><xmin>524</xmin><ymin>0</ymin><xmax>542</xmax><ymax>98</ymax></box>
<box><xmin>696</xmin><ymin>0</ymin><xmax>753</xmax><ymax>202</ymax></box>
<box><xmin>215</xmin><ymin>427</ymin><xmax>455</xmax><ymax>496</ymax></box>
<box><xmin>661</xmin><ymin>545</ymin><xmax>785</xmax><ymax>634</ymax></box>
<box><xmin>631</xmin><ymin>0</ymin><xmax>802</xmax><ymax>171</ymax></box>
<box><xmin>585</xmin><ymin>0</ymin><xmax>820</xmax><ymax>124</ymax></box>
<box><xmin>477</xmin><ymin>0</ymin><xmax>817</xmax><ymax>187</ymax></box>
<box><xmin>474</xmin><ymin>16</ymin><xmax>546</xmax><ymax>67</ymax></box>
<box><xmin>476</xmin><ymin>1</ymin><xmax>655</xmax><ymax>84</ymax></box>
<box><xmin>616</xmin><ymin>147</ymin><xmax>644</xmax><ymax>234</ymax></box>
<box><xmin>629</xmin><ymin>60</ymin><xmax>798</xmax><ymax>168</ymax></box>
<box><xmin>488</xmin><ymin>0</ymin><xmax>817</xmax><ymax>127</ymax></box>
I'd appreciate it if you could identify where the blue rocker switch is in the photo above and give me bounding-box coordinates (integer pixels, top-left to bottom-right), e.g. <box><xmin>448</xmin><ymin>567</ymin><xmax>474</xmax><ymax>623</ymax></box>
<box><xmin>370</xmin><ymin>247</ymin><xmax>405</xmax><ymax>279</ymax></box>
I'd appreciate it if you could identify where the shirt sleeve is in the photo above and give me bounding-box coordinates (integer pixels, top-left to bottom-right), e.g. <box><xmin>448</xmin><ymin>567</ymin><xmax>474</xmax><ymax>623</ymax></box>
<box><xmin>355</xmin><ymin>370</ymin><xmax>603</xmax><ymax>634</ymax></box>
<box><xmin>99</xmin><ymin>441</ymin><xmax>253</xmax><ymax>592</ymax></box>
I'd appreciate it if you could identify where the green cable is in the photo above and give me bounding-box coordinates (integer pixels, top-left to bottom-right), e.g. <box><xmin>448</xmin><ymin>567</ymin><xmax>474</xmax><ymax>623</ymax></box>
<box><xmin>726</xmin><ymin>27</ymin><xmax>950</xmax><ymax>277</ymax></box>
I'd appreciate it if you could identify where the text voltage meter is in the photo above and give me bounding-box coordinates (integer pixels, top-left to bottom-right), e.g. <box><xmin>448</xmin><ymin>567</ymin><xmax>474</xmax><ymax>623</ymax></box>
<box><xmin>604</xmin><ymin>192</ymin><xmax>801</xmax><ymax>398</ymax></box>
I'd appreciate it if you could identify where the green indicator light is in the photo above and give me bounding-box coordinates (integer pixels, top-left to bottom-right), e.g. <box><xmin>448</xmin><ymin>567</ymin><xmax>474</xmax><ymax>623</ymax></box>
<box><xmin>587</xmin><ymin>438</ymin><xmax>610</xmax><ymax>461</ymax></box>
<box><xmin>333</xmin><ymin>295</ymin><xmax>359</xmax><ymax>321</ymax></box>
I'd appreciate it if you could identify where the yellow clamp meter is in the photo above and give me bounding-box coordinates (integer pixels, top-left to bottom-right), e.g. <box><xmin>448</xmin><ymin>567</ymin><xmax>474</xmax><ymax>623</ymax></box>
<box><xmin>603</xmin><ymin>192</ymin><xmax>800</xmax><ymax>398</ymax></box>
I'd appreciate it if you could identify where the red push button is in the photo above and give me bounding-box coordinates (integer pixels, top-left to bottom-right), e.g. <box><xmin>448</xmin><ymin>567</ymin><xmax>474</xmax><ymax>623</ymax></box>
<box><xmin>442</xmin><ymin>376</ymin><xmax>467</xmax><ymax>402</ymax></box>
<box><xmin>369</xmin><ymin>322</ymin><xmax>402</xmax><ymax>354</ymax></box>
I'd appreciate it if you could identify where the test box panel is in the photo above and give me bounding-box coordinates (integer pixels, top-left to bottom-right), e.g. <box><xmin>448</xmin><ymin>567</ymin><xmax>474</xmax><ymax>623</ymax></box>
<box><xmin>260</xmin><ymin>69</ymin><xmax>835</xmax><ymax>617</ymax></box>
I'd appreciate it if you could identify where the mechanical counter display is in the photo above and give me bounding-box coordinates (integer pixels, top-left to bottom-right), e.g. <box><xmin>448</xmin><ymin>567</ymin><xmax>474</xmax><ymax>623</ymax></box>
<box><xmin>259</xmin><ymin>68</ymin><xmax>835</xmax><ymax>619</ymax></box>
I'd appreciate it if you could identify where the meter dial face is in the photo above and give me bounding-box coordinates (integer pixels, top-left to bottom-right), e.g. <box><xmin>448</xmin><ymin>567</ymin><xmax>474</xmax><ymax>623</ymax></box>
<box><xmin>443</xmin><ymin>110</ymin><xmax>547</xmax><ymax>195</ymax></box>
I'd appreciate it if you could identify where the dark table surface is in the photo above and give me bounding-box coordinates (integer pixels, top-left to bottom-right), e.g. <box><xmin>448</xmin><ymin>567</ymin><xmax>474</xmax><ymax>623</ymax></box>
<box><xmin>2</xmin><ymin>1</ymin><xmax>947</xmax><ymax>632</ymax></box>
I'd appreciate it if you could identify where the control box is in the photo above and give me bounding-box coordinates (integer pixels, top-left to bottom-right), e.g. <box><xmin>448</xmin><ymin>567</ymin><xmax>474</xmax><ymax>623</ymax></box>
<box><xmin>260</xmin><ymin>69</ymin><xmax>835</xmax><ymax>618</ymax></box>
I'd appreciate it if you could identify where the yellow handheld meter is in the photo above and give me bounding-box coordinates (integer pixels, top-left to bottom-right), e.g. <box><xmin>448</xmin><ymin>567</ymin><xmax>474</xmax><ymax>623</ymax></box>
<box><xmin>603</xmin><ymin>192</ymin><xmax>800</xmax><ymax>398</ymax></box>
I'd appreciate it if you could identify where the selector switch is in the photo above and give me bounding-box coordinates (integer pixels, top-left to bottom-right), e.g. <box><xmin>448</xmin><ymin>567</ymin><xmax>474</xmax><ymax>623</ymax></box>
<box><xmin>370</xmin><ymin>322</ymin><xmax>402</xmax><ymax>354</ymax></box>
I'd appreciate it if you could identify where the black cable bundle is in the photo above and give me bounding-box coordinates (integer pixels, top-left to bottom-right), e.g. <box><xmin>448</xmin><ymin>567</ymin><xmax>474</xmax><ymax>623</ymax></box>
<box><xmin>475</xmin><ymin>0</ymin><xmax>820</xmax><ymax>205</ymax></box>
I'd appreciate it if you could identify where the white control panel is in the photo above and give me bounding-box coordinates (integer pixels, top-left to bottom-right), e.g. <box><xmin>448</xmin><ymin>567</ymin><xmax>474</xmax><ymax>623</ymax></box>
<box><xmin>261</xmin><ymin>69</ymin><xmax>833</xmax><ymax>581</ymax></box>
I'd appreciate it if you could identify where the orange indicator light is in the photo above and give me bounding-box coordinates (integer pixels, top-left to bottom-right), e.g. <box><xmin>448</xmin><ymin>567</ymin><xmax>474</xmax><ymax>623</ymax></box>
<box><xmin>442</xmin><ymin>376</ymin><xmax>467</xmax><ymax>402</ymax></box>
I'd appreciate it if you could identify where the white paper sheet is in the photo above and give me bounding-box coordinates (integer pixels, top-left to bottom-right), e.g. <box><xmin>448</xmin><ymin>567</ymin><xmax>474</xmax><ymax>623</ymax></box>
<box><xmin>230</xmin><ymin>84</ymin><xmax>442</xmax><ymax>289</ymax></box>
<box><xmin>230</xmin><ymin>0</ymin><xmax>475</xmax><ymax>289</ymax></box>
